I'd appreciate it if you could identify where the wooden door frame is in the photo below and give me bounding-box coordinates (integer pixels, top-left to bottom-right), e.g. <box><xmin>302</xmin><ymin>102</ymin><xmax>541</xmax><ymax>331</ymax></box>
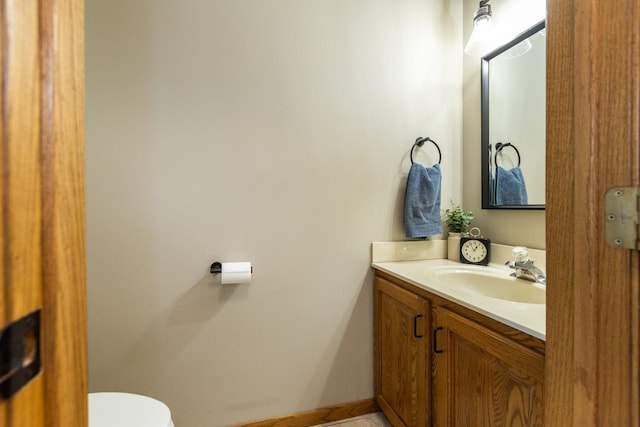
<box><xmin>41</xmin><ymin>0</ymin><xmax>87</xmax><ymax>426</ymax></box>
<box><xmin>1</xmin><ymin>0</ymin><xmax>86</xmax><ymax>425</ymax></box>
<box><xmin>546</xmin><ymin>0</ymin><xmax>639</xmax><ymax>425</ymax></box>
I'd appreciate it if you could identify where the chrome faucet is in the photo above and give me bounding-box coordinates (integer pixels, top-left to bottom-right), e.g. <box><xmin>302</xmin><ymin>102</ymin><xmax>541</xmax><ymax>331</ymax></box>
<box><xmin>505</xmin><ymin>247</ymin><xmax>546</xmax><ymax>285</ymax></box>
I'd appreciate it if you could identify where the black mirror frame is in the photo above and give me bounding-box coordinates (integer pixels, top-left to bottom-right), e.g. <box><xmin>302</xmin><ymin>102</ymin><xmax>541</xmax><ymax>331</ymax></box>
<box><xmin>481</xmin><ymin>20</ymin><xmax>546</xmax><ymax>210</ymax></box>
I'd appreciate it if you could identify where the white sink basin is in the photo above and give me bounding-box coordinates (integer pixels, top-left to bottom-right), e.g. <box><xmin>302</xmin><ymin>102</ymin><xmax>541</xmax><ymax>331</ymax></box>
<box><xmin>431</xmin><ymin>266</ymin><xmax>545</xmax><ymax>305</ymax></box>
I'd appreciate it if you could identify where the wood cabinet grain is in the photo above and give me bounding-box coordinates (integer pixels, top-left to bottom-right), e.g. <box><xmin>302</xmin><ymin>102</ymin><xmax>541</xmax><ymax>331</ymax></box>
<box><xmin>375</xmin><ymin>276</ymin><xmax>430</xmax><ymax>427</ymax></box>
<box><xmin>374</xmin><ymin>271</ymin><xmax>545</xmax><ymax>427</ymax></box>
<box><xmin>433</xmin><ymin>307</ymin><xmax>544</xmax><ymax>427</ymax></box>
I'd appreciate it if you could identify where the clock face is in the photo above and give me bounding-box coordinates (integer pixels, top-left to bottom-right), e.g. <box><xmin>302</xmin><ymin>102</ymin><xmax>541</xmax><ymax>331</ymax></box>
<box><xmin>460</xmin><ymin>239</ymin><xmax>488</xmax><ymax>264</ymax></box>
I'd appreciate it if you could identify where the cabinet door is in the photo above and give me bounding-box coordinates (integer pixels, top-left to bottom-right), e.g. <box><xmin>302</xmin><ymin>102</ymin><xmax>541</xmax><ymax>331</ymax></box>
<box><xmin>374</xmin><ymin>276</ymin><xmax>430</xmax><ymax>427</ymax></box>
<box><xmin>433</xmin><ymin>307</ymin><xmax>544</xmax><ymax>427</ymax></box>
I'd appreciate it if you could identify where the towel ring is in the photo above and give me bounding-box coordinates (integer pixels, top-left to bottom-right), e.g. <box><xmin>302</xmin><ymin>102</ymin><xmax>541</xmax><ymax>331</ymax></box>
<box><xmin>410</xmin><ymin>137</ymin><xmax>441</xmax><ymax>165</ymax></box>
<box><xmin>494</xmin><ymin>142</ymin><xmax>521</xmax><ymax>169</ymax></box>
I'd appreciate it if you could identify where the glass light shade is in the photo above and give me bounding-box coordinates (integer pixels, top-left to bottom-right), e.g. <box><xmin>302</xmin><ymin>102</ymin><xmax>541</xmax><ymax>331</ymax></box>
<box><xmin>464</xmin><ymin>15</ymin><xmax>500</xmax><ymax>56</ymax></box>
<box><xmin>500</xmin><ymin>39</ymin><xmax>532</xmax><ymax>59</ymax></box>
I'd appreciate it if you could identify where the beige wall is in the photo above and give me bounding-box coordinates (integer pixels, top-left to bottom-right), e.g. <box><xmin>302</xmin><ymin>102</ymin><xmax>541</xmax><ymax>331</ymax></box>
<box><xmin>86</xmin><ymin>1</ymin><xmax>462</xmax><ymax>426</ymax></box>
<box><xmin>462</xmin><ymin>0</ymin><xmax>546</xmax><ymax>249</ymax></box>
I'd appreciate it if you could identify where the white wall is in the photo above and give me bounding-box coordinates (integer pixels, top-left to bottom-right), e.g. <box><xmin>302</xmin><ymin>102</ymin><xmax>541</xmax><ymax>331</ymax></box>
<box><xmin>462</xmin><ymin>0</ymin><xmax>546</xmax><ymax>249</ymax></box>
<box><xmin>86</xmin><ymin>1</ymin><xmax>462</xmax><ymax>426</ymax></box>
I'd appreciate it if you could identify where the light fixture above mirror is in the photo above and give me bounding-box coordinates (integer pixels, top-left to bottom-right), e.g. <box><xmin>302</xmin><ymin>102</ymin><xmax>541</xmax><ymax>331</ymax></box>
<box><xmin>464</xmin><ymin>0</ymin><xmax>499</xmax><ymax>56</ymax></box>
<box><xmin>465</xmin><ymin>0</ymin><xmax>536</xmax><ymax>58</ymax></box>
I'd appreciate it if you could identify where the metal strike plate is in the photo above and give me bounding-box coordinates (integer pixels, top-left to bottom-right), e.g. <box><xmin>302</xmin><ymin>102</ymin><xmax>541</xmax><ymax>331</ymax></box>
<box><xmin>605</xmin><ymin>187</ymin><xmax>639</xmax><ymax>249</ymax></box>
<box><xmin>0</xmin><ymin>310</ymin><xmax>41</xmax><ymax>400</ymax></box>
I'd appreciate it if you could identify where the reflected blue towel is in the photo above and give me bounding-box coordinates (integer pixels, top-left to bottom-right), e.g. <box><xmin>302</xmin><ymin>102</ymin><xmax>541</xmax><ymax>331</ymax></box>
<box><xmin>404</xmin><ymin>163</ymin><xmax>442</xmax><ymax>239</ymax></box>
<box><xmin>495</xmin><ymin>166</ymin><xmax>528</xmax><ymax>205</ymax></box>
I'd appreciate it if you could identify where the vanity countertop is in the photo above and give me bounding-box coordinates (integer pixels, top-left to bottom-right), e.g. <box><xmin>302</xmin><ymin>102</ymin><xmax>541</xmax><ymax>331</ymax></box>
<box><xmin>372</xmin><ymin>259</ymin><xmax>546</xmax><ymax>340</ymax></box>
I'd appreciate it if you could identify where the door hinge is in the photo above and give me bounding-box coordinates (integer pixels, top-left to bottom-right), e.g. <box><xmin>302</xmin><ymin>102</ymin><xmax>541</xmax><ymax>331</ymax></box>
<box><xmin>0</xmin><ymin>310</ymin><xmax>41</xmax><ymax>400</ymax></box>
<box><xmin>605</xmin><ymin>187</ymin><xmax>640</xmax><ymax>249</ymax></box>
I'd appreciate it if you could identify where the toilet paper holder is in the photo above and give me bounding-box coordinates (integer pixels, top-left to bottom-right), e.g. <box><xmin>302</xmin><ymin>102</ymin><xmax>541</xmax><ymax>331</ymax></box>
<box><xmin>210</xmin><ymin>262</ymin><xmax>223</xmax><ymax>274</ymax></box>
<box><xmin>210</xmin><ymin>262</ymin><xmax>253</xmax><ymax>274</ymax></box>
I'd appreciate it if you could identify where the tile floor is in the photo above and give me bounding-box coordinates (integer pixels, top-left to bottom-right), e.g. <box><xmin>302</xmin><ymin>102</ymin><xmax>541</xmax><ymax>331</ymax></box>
<box><xmin>312</xmin><ymin>412</ymin><xmax>392</xmax><ymax>427</ymax></box>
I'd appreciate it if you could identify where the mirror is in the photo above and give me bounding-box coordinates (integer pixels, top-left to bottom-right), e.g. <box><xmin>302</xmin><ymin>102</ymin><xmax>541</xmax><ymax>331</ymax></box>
<box><xmin>481</xmin><ymin>20</ymin><xmax>546</xmax><ymax>210</ymax></box>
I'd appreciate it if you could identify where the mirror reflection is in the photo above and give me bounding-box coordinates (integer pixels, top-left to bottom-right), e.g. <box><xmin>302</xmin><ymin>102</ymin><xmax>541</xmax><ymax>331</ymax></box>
<box><xmin>481</xmin><ymin>21</ymin><xmax>546</xmax><ymax>209</ymax></box>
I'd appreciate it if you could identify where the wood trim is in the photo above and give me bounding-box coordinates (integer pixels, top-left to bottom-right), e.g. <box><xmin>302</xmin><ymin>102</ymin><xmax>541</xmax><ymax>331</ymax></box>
<box><xmin>545</xmin><ymin>0</ymin><xmax>576</xmax><ymax>424</ymax></box>
<box><xmin>1</xmin><ymin>1</ymin><xmax>46</xmax><ymax>424</ymax></box>
<box><xmin>375</xmin><ymin>399</ymin><xmax>403</xmax><ymax>427</ymax></box>
<box><xmin>0</xmin><ymin>31</ymin><xmax>4</xmax><ymax>421</ymax></box>
<box><xmin>230</xmin><ymin>399</ymin><xmax>380</xmax><ymax>427</ymax></box>
<box><xmin>40</xmin><ymin>0</ymin><xmax>87</xmax><ymax>426</ymax></box>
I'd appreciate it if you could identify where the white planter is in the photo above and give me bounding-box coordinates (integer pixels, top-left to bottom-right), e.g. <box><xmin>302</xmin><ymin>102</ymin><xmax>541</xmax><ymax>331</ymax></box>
<box><xmin>447</xmin><ymin>232</ymin><xmax>461</xmax><ymax>261</ymax></box>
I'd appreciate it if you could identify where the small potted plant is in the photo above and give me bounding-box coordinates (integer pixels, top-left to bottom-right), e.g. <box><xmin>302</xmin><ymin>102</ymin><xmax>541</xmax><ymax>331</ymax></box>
<box><xmin>442</xmin><ymin>200</ymin><xmax>474</xmax><ymax>261</ymax></box>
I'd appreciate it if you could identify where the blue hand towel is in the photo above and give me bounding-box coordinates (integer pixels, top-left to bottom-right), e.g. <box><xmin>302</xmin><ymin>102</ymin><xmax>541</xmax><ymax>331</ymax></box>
<box><xmin>404</xmin><ymin>163</ymin><xmax>442</xmax><ymax>239</ymax></box>
<box><xmin>495</xmin><ymin>166</ymin><xmax>528</xmax><ymax>205</ymax></box>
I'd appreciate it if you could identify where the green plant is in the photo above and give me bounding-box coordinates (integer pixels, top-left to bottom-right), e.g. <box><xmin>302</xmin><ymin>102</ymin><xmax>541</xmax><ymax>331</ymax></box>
<box><xmin>442</xmin><ymin>200</ymin><xmax>474</xmax><ymax>233</ymax></box>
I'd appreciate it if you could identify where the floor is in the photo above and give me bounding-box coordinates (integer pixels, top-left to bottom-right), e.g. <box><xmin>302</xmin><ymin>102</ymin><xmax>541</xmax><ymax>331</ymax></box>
<box><xmin>312</xmin><ymin>412</ymin><xmax>392</xmax><ymax>427</ymax></box>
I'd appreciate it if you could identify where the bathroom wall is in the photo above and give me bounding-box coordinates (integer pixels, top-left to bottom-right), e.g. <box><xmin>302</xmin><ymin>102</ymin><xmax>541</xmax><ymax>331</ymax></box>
<box><xmin>86</xmin><ymin>1</ymin><xmax>462</xmax><ymax>426</ymax></box>
<box><xmin>462</xmin><ymin>0</ymin><xmax>546</xmax><ymax>249</ymax></box>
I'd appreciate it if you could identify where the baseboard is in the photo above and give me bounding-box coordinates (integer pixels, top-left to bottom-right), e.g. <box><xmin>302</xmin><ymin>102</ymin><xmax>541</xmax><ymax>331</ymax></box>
<box><xmin>230</xmin><ymin>398</ymin><xmax>380</xmax><ymax>427</ymax></box>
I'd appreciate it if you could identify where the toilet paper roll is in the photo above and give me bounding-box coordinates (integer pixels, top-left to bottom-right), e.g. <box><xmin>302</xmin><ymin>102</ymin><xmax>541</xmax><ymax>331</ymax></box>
<box><xmin>220</xmin><ymin>262</ymin><xmax>252</xmax><ymax>285</ymax></box>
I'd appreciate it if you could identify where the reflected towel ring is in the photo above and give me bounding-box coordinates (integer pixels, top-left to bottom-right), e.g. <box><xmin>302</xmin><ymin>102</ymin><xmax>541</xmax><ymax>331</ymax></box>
<box><xmin>410</xmin><ymin>137</ymin><xmax>442</xmax><ymax>165</ymax></box>
<box><xmin>494</xmin><ymin>142</ymin><xmax>521</xmax><ymax>169</ymax></box>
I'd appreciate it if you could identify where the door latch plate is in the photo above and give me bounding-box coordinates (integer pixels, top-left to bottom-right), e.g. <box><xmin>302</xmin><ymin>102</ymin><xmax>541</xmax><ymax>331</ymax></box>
<box><xmin>0</xmin><ymin>310</ymin><xmax>41</xmax><ymax>400</ymax></box>
<box><xmin>605</xmin><ymin>187</ymin><xmax>639</xmax><ymax>249</ymax></box>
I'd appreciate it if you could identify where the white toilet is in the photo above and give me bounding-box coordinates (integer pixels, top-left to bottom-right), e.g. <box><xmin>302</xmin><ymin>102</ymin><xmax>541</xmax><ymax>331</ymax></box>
<box><xmin>89</xmin><ymin>392</ymin><xmax>175</xmax><ymax>427</ymax></box>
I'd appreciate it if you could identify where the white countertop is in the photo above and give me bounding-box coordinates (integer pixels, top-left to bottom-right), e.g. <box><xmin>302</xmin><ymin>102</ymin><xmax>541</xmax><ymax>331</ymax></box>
<box><xmin>372</xmin><ymin>259</ymin><xmax>546</xmax><ymax>340</ymax></box>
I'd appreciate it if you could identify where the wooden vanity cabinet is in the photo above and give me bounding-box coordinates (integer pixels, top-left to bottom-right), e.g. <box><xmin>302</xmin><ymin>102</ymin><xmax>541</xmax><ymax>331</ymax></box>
<box><xmin>432</xmin><ymin>306</ymin><xmax>544</xmax><ymax>427</ymax></box>
<box><xmin>374</xmin><ymin>271</ymin><xmax>545</xmax><ymax>427</ymax></box>
<box><xmin>374</xmin><ymin>275</ymin><xmax>431</xmax><ymax>427</ymax></box>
